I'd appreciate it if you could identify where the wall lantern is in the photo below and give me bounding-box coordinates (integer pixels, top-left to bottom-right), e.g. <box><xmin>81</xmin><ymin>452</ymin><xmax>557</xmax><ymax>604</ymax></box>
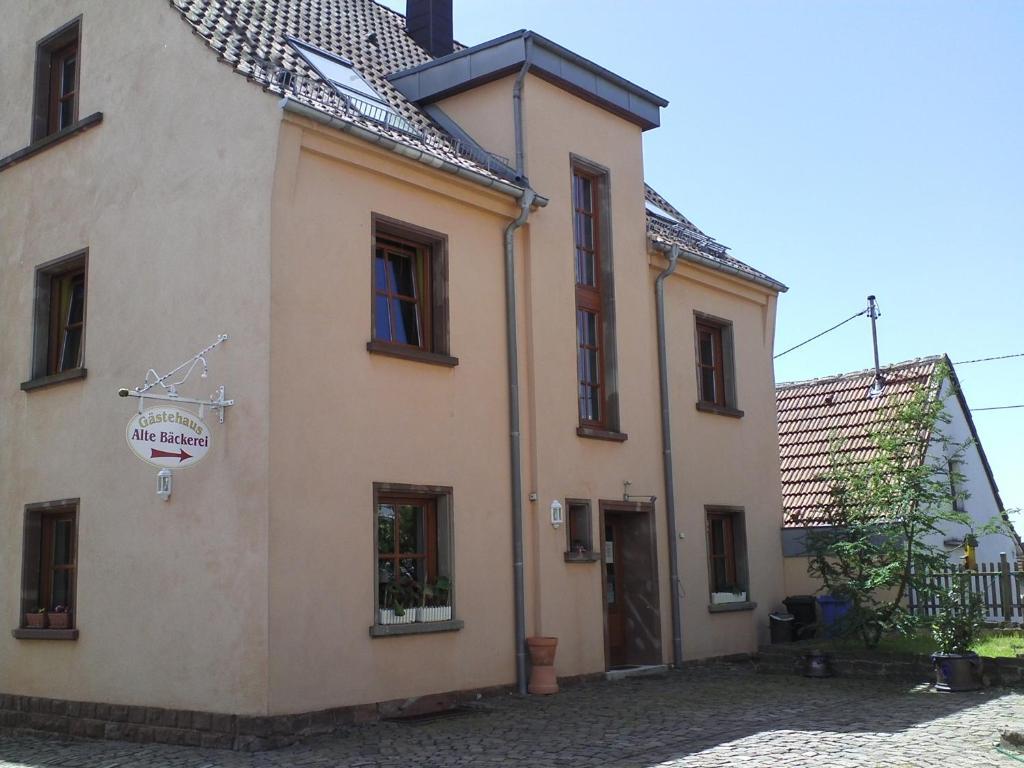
<box><xmin>550</xmin><ymin>500</ymin><xmax>563</xmax><ymax>529</ymax></box>
<box><xmin>157</xmin><ymin>469</ymin><xmax>173</xmax><ymax>501</ymax></box>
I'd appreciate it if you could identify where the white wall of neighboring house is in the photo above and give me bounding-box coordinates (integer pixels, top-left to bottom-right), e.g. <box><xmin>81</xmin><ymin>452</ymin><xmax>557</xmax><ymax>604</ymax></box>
<box><xmin>921</xmin><ymin>380</ymin><xmax>1018</xmax><ymax>569</ymax></box>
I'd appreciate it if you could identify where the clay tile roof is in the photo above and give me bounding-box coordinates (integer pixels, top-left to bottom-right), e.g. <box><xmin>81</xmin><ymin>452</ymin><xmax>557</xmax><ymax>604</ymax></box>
<box><xmin>170</xmin><ymin>1</ymin><xmax>783</xmax><ymax>291</ymax></box>
<box><xmin>644</xmin><ymin>185</ymin><xmax>786</xmax><ymax>292</ymax></box>
<box><xmin>776</xmin><ymin>355</ymin><xmax>945</xmax><ymax>527</ymax></box>
<box><xmin>170</xmin><ymin>0</ymin><xmax>513</xmax><ymax>180</ymax></box>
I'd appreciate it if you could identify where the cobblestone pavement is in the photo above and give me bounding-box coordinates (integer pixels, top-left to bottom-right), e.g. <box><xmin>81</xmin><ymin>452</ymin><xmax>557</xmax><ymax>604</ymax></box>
<box><xmin>2</xmin><ymin>667</ymin><xmax>1023</xmax><ymax>767</ymax></box>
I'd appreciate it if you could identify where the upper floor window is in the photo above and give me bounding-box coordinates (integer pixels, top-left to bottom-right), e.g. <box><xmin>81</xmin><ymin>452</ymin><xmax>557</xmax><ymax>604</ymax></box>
<box><xmin>367</xmin><ymin>216</ymin><xmax>456</xmax><ymax>367</ymax></box>
<box><xmin>32</xmin><ymin>18</ymin><xmax>81</xmax><ymax>141</ymax></box>
<box><xmin>22</xmin><ymin>249</ymin><xmax>88</xmax><ymax>389</ymax></box>
<box><xmin>572</xmin><ymin>159</ymin><xmax>623</xmax><ymax>439</ymax></box>
<box><xmin>694</xmin><ymin>313</ymin><xmax>742</xmax><ymax>417</ymax></box>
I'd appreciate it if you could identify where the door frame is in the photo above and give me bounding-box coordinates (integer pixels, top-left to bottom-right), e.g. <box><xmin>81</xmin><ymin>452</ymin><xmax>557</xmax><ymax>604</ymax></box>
<box><xmin>598</xmin><ymin>499</ymin><xmax>660</xmax><ymax>670</ymax></box>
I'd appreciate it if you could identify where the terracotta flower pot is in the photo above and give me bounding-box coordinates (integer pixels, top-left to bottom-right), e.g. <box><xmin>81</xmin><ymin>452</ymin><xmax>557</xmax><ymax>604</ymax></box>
<box><xmin>25</xmin><ymin>612</ymin><xmax>47</xmax><ymax>629</ymax></box>
<box><xmin>527</xmin><ymin>636</ymin><xmax>559</xmax><ymax>695</ymax></box>
<box><xmin>47</xmin><ymin>612</ymin><xmax>71</xmax><ymax>630</ymax></box>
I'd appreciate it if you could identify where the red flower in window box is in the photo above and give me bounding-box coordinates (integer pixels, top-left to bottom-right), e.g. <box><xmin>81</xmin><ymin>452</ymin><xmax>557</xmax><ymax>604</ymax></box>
<box><xmin>47</xmin><ymin>605</ymin><xmax>71</xmax><ymax>630</ymax></box>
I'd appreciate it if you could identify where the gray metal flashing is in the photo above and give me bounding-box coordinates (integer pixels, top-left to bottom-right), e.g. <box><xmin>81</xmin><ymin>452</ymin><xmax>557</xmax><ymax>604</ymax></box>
<box><xmin>388</xmin><ymin>30</ymin><xmax>666</xmax><ymax>130</ymax></box>
<box><xmin>420</xmin><ymin>104</ymin><xmax>521</xmax><ymax>182</ymax></box>
<box><xmin>650</xmin><ymin>240</ymin><xmax>789</xmax><ymax>294</ymax></box>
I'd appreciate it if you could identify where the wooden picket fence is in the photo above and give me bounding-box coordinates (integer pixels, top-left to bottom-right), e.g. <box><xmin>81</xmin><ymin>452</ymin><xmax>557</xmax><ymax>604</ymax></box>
<box><xmin>910</xmin><ymin>554</ymin><xmax>1024</xmax><ymax>623</ymax></box>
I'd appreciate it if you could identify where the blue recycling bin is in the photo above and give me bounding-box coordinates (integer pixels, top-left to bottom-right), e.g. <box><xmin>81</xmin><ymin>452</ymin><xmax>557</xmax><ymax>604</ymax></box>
<box><xmin>817</xmin><ymin>595</ymin><xmax>852</xmax><ymax>638</ymax></box>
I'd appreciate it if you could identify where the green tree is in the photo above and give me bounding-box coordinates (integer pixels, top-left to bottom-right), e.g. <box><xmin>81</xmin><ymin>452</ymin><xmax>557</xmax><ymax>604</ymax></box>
<box><xmin>806</xmin><ymin>363</ymin><xmax>973</xmax><ymax>647</ymax></box>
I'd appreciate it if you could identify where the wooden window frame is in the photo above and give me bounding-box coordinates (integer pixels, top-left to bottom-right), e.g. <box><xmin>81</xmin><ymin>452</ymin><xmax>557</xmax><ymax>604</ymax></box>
<box><xmin>571</xmin><ymin>156</ymin><xmax>623</xmax><ymax>439</ymax></box>
<box><xmin>17</xmin><ymin>499</ymin><xmax>79</xmax><ymax>636</ymax></box>
<box><xmin>694</xmin><ymin>312</ymin><xmax>743</xmax><ymax>417</ymax></box>
<box><xmin>368</xmin><ymin>215</ymin><xmax>456</xmax><ymax>367</ymax></box>
<box><xmin>696</xmin><ymin>321</ymin><xmax>726</xmax><ymax>407</ymax></box>
<box><xmin>704</xmin><ymin>505</ymin><xmax>750</xmax><ymax>602</ymax></box>
<box><xmin>371</xmin><ymin>482</ymin><xmax>455</xmax><ymax>627</ymax></box>
<box><xmin>32</xmin><ymin>18</ymin><xmax>82</xmax><ymax>142</ymax></box>
<box><xmin>23</xmin><ymin>249</ymin><xmax>88</xmax><ymax>390</ymax></box>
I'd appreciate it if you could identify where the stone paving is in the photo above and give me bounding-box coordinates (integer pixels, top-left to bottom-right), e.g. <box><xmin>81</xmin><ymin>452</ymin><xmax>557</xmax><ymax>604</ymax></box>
<box><xmin>1</xmin><ymin>666</ymin><xmax>1023</xmax><ymax>767</ymax></box>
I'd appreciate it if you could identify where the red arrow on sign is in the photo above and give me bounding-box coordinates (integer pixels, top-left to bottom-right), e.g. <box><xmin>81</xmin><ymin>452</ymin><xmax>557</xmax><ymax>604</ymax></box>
<box><xmin>150</xmin><ymin>448</ymin><xmax>193</xmax><ymax>463</ymax></box>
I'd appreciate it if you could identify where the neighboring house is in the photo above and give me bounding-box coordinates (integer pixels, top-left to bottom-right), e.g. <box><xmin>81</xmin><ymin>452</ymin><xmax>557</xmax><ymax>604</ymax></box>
<box><xmin>0</xmin><ymin>0</ymin><xmax>788</xmax><ymax>743</ymax></box>
<box><xmin>777</xmin><ymin>355</ymin><xmax>1020</xmax><ymax>599</ymax></box>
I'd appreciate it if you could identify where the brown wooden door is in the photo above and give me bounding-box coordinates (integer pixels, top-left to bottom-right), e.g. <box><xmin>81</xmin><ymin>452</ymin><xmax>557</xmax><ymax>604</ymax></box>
<box><xmin>605</xmin><ymin>517</ymin><xmax>627</xmax><ymax>667</ymax></box>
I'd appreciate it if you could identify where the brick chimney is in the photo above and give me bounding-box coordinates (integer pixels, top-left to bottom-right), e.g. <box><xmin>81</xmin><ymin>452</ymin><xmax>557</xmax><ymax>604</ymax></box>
<box><xmin>406</xmin><ymin>0</ymin><xmax>454</xmax><ymax>59</ymax></box>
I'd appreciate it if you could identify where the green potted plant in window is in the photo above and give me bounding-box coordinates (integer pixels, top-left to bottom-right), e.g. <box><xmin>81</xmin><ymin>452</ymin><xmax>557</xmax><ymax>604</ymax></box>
<box><xmin>25</xmin><ymin>607</ymin><xmax>47</xmax><ymax>629</ymax></box>
<box><xmin>379</xmin><ymin>582</ymin><xmax>416</xmax><ymax>626</ymax></box>
<box><xmin>47</xmin><ymin>604</ymin><xmax>71</xmax><ymax>630</ymax></box>
<box><xmin>931</xmin><ymin>588</ymin><xmax>984</xmax><ymax>692</ymax></box>
<box><xmin>417</xmin><ymin>577</ymin><xmax>452</xmax><ymax>622</ymax></box>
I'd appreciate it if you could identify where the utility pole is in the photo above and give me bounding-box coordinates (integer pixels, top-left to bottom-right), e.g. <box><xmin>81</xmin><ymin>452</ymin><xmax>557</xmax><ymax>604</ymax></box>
<box><xmin>868</xmin><ymin>295</ymin><xmax>884</xmax><ymax>397</ymax></box>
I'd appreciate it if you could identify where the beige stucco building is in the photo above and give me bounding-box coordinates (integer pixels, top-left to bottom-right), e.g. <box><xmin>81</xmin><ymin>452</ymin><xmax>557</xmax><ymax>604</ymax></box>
<box><xmin>0</xmin><ymin>0</ymin><xmax>788</xmax><ymax>745</ymax></box>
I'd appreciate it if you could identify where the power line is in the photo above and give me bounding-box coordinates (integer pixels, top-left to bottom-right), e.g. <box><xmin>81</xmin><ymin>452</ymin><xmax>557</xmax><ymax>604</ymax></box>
<box><xmin>973</xmin><ymin>404</ymin><xmax>1024</xmax><ymax>412</ymax></box>
<box><xmin>774</xmin><ymin>307</ymin><xmax>869</xmax><ymax>360</ymax></box>
<box><xmin>954</xmin><ymin>352</ymin><xmax>1024</xmax><ymax>365</ymax></box>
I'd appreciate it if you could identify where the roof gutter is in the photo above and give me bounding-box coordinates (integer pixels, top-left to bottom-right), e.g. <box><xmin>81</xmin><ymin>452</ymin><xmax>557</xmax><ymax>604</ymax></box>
<box><xmin>654</xmin><ymin>244</ymin><xmax>684</xmax><ymax>667</ymax></box>
<box><xmin>281</xmin><ymin>98</ymin><xmax>549</xmax><ymax>204</ymax></box>
<box><xmin>650</xmin><ymin>240</ymin><xmax>788</xmax><ymax>294</ymax></box>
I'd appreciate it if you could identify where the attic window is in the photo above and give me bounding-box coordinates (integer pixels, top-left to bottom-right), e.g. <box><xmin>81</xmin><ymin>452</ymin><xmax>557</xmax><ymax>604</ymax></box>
<box><xmin>289</xmin><ymin>39</ymin><xmax>417</xmax><ymax>134</ymax></box>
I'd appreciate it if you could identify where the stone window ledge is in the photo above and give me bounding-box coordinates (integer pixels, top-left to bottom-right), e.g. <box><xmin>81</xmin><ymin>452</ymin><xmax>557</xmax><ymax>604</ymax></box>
<box><xmin>366</xmin><ymin>341</ymin><xmax>458</xmax><ymax>368</ymax></box>
<box><xmin>12</xmin><ymin>628</ymin><xmax>79</xmax><ymax>640</ymax></box>
<box><xmin>564</xmin><ymin>552</ymin><xmax>601</xmax><ymax>563</ymax></box>
<box><xmin>707</xmin><ymin>601</ymin><xmax>757</xmax><ymax>614</ymax></box>
<box><xmin>576</xmin><ymin>426</ymin><xmax>628</xmax><ymax>442</ymax></box>
<box><xmin>0</xmin><ymin>113</ymin><xmax>103</xmax><ymax>173</ymax></box>
<box><xmin>695</xmin><ymin>402</ymin><xmax>744</xmax><ymax>419</ymax></box>
<box><xmin>369</xmin><ymin>619</ymin><xmax>463</xmax><ymax>637</ymax></box>
<box><xmin>21</xmin><ymin>367</ymin><xmax>87</xmax><ymax>391</ymax></box>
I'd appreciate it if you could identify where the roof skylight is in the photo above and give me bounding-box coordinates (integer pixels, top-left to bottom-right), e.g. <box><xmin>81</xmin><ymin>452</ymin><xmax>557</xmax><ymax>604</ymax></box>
<box><xmin>289</xmin><ymin>39</ymin><xmax>418</xmax><ymax>135</ymax></box>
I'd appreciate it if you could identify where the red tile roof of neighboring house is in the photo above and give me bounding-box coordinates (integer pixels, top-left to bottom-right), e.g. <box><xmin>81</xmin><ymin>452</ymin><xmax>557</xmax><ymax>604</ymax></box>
<box><xmin>170</xmin><ymin>0</ymin><xmax>783</xmax><ymax>292</ymax></box>
<box><xmin>776</xmin><ymin>356</ymin><xmax>944</xmax><ymax>527</ymax></box>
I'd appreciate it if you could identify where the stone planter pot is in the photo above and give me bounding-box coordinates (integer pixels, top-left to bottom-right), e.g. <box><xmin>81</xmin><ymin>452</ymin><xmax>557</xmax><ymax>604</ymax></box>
<box><xmin>527</xmin><ymin>636</ymin><xmax>559</xmax><ymax>695</ymax></box>
<box><xmin>932</xmin><ymin>652</ymin><xmax>983</xmax><ymax>692</ymax></box>
<box><xmin>47</xmin><ymin>612</ymin><xmax>71</xmax><ymax>630</ymax></box>
<box><xmin>24</xmin><ymin>612</ymin><xmax>47</xmax><ymax>629</ymax></box>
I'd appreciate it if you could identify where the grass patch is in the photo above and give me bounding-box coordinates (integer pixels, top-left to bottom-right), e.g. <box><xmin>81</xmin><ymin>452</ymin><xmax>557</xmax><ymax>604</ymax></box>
<box><xmin>812</xmin><ymin>631</ymin><xmax>1024</xmax><ymax>657</ymax></box>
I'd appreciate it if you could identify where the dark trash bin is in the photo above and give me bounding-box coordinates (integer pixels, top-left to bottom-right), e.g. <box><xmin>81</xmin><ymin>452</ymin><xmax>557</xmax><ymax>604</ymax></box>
<box><xmin>769</xmin><ymin>612</ymin><xmax>795</xmax><ymax>643</ymax></box>
<box><xmin>783</xmin><ymin>595</ymin><xmax>817</xmax><ymax>640</ymax></box>
<box><xmin>817</xmin><ymin>594</ymin><xmax>852</xmax><ymax>638</ymax></box>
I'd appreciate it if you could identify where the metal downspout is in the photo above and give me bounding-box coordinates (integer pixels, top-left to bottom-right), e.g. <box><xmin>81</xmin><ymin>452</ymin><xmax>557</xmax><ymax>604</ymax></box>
<box><xmin>655</xmin><ymin>244</ymin><xmax>684</xmax><ymax>667</ymax></box>
<box><xmin>509</xmin><ymin>43</ymin><xmax>533</xmax><ymax>695</ymax></box>
<box><xmin>505</xmin><ymin>188</ymin><xmax>535</xmax><ymax>696</ymax></box>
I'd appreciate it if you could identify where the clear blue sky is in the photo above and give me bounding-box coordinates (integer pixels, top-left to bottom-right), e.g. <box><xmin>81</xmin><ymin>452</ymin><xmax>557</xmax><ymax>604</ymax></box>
<box><xmin>381</xmin><ymin>0</ymin><xmax>1024</xmax><ymax>529</ymax></box>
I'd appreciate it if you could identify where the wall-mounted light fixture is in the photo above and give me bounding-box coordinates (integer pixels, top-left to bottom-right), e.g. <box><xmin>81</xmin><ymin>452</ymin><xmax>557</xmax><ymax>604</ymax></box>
<box><xmin>157</xmin><ymin>468</ymin><xmax>173</xmax><ymax>501</ymax></box>
<box><xmin>550</xmin><ymin>500</ymin><xmax>563</xmax><ymax>528</ymax></box>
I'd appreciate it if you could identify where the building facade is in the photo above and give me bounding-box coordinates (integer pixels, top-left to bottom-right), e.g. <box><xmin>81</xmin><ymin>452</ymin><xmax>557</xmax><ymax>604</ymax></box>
<box><xmin>0</xmin><ymin>0</ymin><xmax>788</xmax><ymax>737</ymax></box>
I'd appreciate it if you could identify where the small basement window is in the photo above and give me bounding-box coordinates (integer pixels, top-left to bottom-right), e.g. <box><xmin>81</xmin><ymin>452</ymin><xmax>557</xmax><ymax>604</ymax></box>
<box><xmin>289</xmin><ymin>38</ymin><xmax>418</xmax><ymax>134</ymax></box>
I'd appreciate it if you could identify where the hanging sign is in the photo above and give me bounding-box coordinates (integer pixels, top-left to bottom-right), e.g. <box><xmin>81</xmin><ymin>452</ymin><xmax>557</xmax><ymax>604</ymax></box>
<box><xmin>126</xmin><ymin>406</ymin><xmax>211</xmax><ymax>468</ymax></box>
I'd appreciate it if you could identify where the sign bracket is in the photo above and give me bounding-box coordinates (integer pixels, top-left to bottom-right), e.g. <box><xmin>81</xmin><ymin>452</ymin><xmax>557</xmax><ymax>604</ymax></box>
<box><xmin>118</xmin><ymin>334</ymin><xmax>236</xmax><ymax>423</ymax></box>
